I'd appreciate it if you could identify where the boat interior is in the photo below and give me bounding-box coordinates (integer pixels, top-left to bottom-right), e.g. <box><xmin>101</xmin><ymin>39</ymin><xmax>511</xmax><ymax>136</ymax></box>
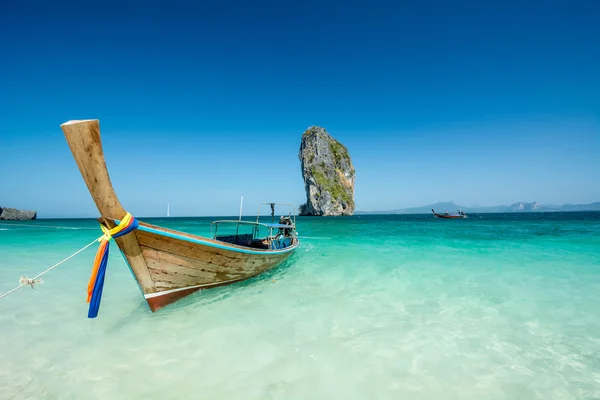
<box><xmin>212</xmin><ymin>203</ymin><xmax>297</xmax><ymax>250</ymax></box>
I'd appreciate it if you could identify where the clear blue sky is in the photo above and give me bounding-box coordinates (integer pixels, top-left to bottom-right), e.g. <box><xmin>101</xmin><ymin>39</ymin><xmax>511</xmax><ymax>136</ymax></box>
<box><xmin>1</xmin><ymin>0</ymin><xmax>599</xmax><ymax>217</ymax></box>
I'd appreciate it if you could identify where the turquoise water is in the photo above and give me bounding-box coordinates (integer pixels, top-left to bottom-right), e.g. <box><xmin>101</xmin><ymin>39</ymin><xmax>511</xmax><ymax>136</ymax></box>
<box><xmin>1</xmin><ymin>213</ymin><xmax>600</xmax><ymax>399</ymax></box>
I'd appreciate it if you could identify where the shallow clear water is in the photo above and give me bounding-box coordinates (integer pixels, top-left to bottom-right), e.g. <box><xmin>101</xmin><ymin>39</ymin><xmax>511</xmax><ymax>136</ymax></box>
<box><xmin>1</xmin><ymin>213</ymin><xmax>600</xmax><ymax>399</ymax></box>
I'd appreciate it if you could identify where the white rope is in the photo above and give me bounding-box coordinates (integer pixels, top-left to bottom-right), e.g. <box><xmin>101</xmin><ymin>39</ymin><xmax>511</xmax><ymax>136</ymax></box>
<box><xmin>0</xmin><ymin>235</ymin><xmax>102</xmax><ymax>300</ymax></box>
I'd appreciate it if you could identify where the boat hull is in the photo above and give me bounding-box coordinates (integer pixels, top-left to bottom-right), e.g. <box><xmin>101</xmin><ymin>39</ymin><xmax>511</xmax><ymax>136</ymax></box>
<box><xmin>112</xmin><ymin>220</ymin><xmax>297</xmax><ymax>311</ymax></box>
<box><xmin>433</xmin><ymin>214</ymin><xmax>467</xmax><ymax>219</ymax></box>
<box><xmin>431</xmin><ymin>209</ymin><xmax>467</xmax><ymax>219</ymax></box>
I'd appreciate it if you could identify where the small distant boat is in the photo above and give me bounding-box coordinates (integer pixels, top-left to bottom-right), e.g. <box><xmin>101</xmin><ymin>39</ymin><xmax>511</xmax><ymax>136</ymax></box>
<box><xmin>167</xmin><ymin>202</ymin><xmax>170</xmax><ymax>217</ymax></box>
<box><xmin>432</xmin><ymin>209</ymin><xmax>467</xmax><ymax>219</ymax></box>
<box><xmin>61</xmin><ymin>119</ymin><xmax>299</xmax><ymax>313</ymax></box>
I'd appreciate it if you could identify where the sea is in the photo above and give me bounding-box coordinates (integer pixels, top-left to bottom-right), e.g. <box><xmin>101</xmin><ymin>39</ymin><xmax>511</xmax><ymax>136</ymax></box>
<box><xmin>1</xmin><ymin>212</ymin><xmax>599</xmax><ymax>399</ymax></box>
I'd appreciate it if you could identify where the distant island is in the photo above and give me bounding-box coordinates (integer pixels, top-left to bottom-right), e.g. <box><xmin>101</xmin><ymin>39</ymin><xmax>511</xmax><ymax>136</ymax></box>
<box><xmin>356</xmin><ymin>201</ymin><xmax>600</xmax><ymax>215</ymax></box>
<box><xmin>0</xmin><ymin>206</ymin><xmax>37</xmax><ymax>220</ymax></box>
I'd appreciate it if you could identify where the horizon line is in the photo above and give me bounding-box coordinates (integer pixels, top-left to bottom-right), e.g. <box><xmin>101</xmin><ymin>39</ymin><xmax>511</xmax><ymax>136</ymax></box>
<box><xmin>14</xmin><ymin>209</ymin><xmax>597</xmax><ymax>220</ymax></box>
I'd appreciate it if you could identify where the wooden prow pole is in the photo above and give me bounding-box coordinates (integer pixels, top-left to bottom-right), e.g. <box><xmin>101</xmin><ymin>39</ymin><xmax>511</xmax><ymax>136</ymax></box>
<box><xmin>61</xmin><ymin>120</ymin><xmax>125</xmax><ymax>220</ymax></box>
<box><xmin>60</xmin><ymin>119</ymin><xmax>156</xmax><ymax>297</ymax></box>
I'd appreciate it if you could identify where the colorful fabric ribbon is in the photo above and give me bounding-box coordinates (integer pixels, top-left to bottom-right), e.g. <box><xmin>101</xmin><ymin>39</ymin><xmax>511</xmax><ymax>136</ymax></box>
<box><xmin>87</xmin><ymin>213</ymin><xmax>138</xmax><ymax>318</ymax></box>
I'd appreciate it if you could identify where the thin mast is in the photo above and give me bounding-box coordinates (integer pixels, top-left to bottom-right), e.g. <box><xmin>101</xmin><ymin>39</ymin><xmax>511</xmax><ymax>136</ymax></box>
<box><xmin>239</xmin><ymin>195</ymin><xmax>244</xmax><ymax>221</ymax></box>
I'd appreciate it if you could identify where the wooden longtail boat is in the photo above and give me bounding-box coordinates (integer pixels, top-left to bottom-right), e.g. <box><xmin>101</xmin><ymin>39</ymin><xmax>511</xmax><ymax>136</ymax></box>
<box><xmin>61</xmin><ymin>120</ymin><xmax>299</xmax><ymax>312</ymax></box>
<box><xmin>431</xmin><ymin>209</ymin><xmax>467</xmax><ymax>219</ymax></box>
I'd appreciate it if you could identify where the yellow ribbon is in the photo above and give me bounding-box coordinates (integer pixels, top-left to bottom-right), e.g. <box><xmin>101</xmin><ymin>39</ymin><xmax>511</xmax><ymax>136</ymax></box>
<box><xmin>98</xmin><ymin>213</ymin><xmax>133</xmax><ymax>242</ymax></box>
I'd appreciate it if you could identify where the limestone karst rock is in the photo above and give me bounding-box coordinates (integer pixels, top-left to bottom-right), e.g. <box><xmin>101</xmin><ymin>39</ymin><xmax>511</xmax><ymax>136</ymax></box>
<box><xmin>298</xmin><ymin>126</ymin><xmax>355</xmax><ymax>216</ymax></box>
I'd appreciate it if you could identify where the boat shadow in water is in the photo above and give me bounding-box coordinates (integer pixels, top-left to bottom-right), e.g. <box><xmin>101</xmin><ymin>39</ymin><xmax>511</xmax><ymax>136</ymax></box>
<box><xmin>156</xmin><ymin>254</ymin><xmax>299</xmax><ymax>314</ymax></box>
<box><xmin>107</xmin><ymin>253</ymin><xmax>299</xmax><ymax>331</ymax></box>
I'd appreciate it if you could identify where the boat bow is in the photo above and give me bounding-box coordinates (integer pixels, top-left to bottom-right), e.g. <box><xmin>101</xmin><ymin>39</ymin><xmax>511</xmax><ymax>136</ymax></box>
<box><xmin>61</xmin><ymin>119</ymin><xmax>298</xmax><ymax>314</ymax></box>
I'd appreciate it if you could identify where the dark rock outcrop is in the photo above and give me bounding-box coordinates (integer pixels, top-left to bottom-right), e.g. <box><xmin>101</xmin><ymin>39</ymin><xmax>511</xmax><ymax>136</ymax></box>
<box><xmin>298</xmin><ymin>126</ymin><xmax>355</xmax><ymax>216</ymax></box>
<box><xmin>0</xmin><ymin>207</ymin><xmax>37</xmax><ymax>220</ymax></box>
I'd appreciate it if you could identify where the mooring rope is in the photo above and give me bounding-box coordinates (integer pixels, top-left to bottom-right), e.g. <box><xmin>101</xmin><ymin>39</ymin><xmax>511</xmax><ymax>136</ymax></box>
<box><xmin>0</xmin><ymin>213</ymin><xmax>139</xmax><ymax>320</ymax></box>
<box><xmin>0</xmin><ymin>236</ymin><xmax>102</xmax><ymax>300</ymax></box>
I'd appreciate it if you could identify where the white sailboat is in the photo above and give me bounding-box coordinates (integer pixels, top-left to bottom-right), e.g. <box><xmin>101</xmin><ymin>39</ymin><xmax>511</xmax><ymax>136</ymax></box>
<box><xmin>167</xmin><ymin>202</ymin><xmax>170</xmax><ymax>217</ymax></box>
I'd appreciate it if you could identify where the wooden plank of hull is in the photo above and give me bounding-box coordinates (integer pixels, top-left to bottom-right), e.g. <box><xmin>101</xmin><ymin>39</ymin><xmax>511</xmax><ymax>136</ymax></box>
<box><xmin>146</xmin><ymin>287</ymin><xmax>204</xmax><ymax>312</ymax></box>
<box><xmin>143</xmin><ymin>248</ymin><xmax>246</xmax><ymax>280</ymax></box>
<box><xmin>135</xmin><ymin>228</ymin><xmax>290</xmax><ymax>269</ymax></box>
<box><xmin>144</xmin><ymin>258</ymin><xmax>292</xmax><ymax>312</ymax></box>
<box><xmin>135</xmin><ymin>227</ymin><xmax>295</xmax><ymax>311</ymax></box>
